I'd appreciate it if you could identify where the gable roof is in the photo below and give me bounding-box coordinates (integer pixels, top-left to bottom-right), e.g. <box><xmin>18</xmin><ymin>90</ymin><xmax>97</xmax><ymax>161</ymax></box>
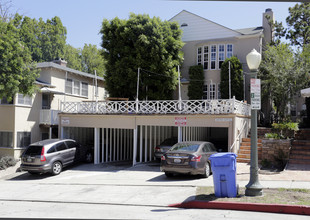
<box><xmin>170</xmin><ymin>10</ymin><xmax>262</xmax><ymax>42</ymax></box>
<box><xmin>37</xmin><ymin>62</ymin><xmax>104</xmax><ymax>81</ymax></box>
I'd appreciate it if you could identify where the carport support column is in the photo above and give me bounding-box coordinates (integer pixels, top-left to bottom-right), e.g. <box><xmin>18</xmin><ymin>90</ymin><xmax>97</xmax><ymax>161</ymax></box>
<box><xmin>178</xmin><ymin>126</ymin><xmax>182</xmax><ymax>143</ymax></box>
<box><xmin>94</xmin><ymin>127</ymin><xmax>100</xmax><ymax>164</ymax></box>
<box><xmin>133</xmin><ymin>126</ymin><xmax>138</xmax><ymax>166</ymax></box>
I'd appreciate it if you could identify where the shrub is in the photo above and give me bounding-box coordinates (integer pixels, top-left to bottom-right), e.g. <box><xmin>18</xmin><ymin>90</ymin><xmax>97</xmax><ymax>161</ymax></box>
<box><xmin>0</xmin><ymin>156</ymin><xmax>17</xmax><ymax>170</ymax></box>
<box><xmin>264</xmin><ymin>133</ymin><xmax>281</xmax><ymax>139</ymax></box>
<box><xmin>271</xmin><ymin>121</ymin><xmax>298</xmax><ymax>139</ymax></box>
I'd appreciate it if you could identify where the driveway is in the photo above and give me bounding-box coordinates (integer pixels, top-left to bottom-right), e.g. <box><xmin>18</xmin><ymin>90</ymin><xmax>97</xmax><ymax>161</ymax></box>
<box><xmin>0</xmin><ymin>162</ymin><xmax>310</xmax><ymax>219</ymax></box>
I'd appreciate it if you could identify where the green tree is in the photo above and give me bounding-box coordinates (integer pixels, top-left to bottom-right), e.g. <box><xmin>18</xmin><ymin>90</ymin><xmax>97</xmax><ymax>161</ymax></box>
<box><xmin>220</xmin><ymin>56</ymin><xmax>243</xmax><ymax>100</ymax></box>
<box><xmin>64</xmin><ymin>44</ymin><xmax>82</xmax><ymax>71</ymax></box>
<box><xmin>286</xmin><ymin>2</ymin><xmax>310</xmax><ymax>48</ymax></box>
<box><xmin>100</xmin><ymin>13</ymin><xmax>183</xmax><ymax>100</ymax></box>
<box><xmin>259</xmin><ymin>43</ymin><xmax>307</xmax><ymax>121</ymax></box>
<box><xmin>12</xmin><ymin>14</ymin><xmax>67</xmax><ymax>62</ymax></box>
<box><xmin>81</xmin><ymin>44</ymin><xmax>105</xmax><ymax>76</ymax></box>
<box><xmin>0</xmin><ymin>19</ymin><xmax>39</xmax><ymax>100</ymax></box>
<box><xmin>187</xmin><ymin>65</ymin><xmax>204</xmax><ymax>99</ymax></box>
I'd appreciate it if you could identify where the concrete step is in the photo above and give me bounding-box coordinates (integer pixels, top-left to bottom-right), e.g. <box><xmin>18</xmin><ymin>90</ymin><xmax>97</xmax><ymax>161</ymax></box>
<box><xmin>242</xmin><ymin>138</ymin><xmax>262</xmax><ymax>143</ymax></box>
<box><xmin>289</xmin><ymin>159</ymin><xmax>310</xmax><ymax>165</ymax></box>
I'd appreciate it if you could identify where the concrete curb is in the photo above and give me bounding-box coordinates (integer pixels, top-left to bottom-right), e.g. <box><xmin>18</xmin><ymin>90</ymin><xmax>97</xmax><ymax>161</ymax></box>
<box><xmin>0</xmin><ymin>161</ymin><xmax>21</xmax><ymax>179</ymax></box>
<box><xmin>169</xmin><ymin>201</ymin><xmax>310</xmax><ymax>216</ymax></box>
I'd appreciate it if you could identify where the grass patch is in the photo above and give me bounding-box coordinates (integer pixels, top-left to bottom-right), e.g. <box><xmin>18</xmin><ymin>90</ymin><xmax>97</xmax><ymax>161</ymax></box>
<box><xmin>196</xmin><ymin>186</ymin><xmax>310</xmax><ymax>206</ymax></box>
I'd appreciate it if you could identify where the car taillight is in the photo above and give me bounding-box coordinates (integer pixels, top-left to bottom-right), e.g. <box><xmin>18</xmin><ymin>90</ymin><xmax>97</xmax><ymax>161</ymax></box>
<box><xmin>191</xmin><ymin>155</ymin><xmax>201</xmax><ymax>162</ymax></box>
<box><xmin>40</xmin><ymin>146</ymin><xmax>46</xmax><ymax>162</ymax></box>
<box><xmin>161</xmin><ymin>155</ymin><xmax>166</xmax><ymax>161</ymax></box>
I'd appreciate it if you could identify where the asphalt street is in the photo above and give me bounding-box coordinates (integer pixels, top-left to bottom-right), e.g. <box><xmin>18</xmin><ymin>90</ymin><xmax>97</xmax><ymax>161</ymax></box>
<box><xmin>0</xmin><ymin>162</ymin><xmax>309</xmax><ymax>219</ymax></box>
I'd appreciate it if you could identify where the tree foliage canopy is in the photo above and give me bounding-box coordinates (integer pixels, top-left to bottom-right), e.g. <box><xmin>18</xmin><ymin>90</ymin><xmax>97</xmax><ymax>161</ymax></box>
<box><xmin>259</xmin><ymin>43</ymin><xmax>307</xmax><ymax>121</ymax></box>
<box><xmin>0</xmin><ymin>19</ymin><xmax>39</xmax><ymax>100</ymax></box>
<box><xmin>100</xmin><ymin>13</ymin><xmax>184</xmax><ymax>100</ymax></box>
<box><xmin>220</xmin><ymin>56</ymin><xmax>243</xmax><ymax>100</ymax></box>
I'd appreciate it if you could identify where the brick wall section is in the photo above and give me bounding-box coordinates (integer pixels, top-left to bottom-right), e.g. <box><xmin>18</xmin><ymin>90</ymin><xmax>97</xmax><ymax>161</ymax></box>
<box><xmin>261</xmin><ymin>139</ymin><xmax>291</xmax><ymax>164</ymax></box>
<box><xmin>257</xmin><ymin>127</ymin><xmax>272</xmax><ymax>138</ymax></box>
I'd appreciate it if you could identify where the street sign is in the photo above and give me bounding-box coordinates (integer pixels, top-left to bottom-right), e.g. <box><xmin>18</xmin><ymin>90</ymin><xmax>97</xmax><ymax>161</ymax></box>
<box><xmin>175</xmin><ymin>117</ymin><xmax>187</xmax><ymax>126</ymax></box>
<box><xmin>250</xmin><ymin>79</ymin><xmax>261</xmax><ymax>110</ymax></box>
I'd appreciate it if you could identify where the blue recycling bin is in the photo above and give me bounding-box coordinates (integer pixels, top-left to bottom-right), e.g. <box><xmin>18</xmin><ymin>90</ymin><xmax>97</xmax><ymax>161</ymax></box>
<box><xmin>209</xmin><ymin>153</ymin><xmax>238</xmax><ymax>198</ymax></box>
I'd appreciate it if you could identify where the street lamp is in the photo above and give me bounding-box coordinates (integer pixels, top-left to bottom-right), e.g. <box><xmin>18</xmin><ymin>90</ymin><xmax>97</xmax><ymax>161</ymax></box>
<box><xmin>245</xmin><ymin>49</ymin><xmax>263</xmax><ymax>196</ymax></box>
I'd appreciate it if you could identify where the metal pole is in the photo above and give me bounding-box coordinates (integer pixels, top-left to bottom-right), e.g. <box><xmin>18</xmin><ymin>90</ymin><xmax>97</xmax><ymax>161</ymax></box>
<box><xmin>245</xmin><ymin>71</ymin><xmax>263</xmax><ymax>196</ymax></box>
<box><xmin>178</xmin><ymin>65</ymin><xmax>181</xmax><ymax>101</ymax></box>
<box><xmin>229</xmin><ymin>61</ymin><xmax>231</xmax><ymax>99</ymax></box>
<box><xmin>136</xmin><ymin>68</ymin><xmax>140</xmax><ymax>101</ymax></box>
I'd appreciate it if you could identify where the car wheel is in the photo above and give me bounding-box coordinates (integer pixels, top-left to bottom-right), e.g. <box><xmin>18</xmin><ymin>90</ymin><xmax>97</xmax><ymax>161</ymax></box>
<box><xmin>51</xmin><ymin>161</ymin><xmax>62</xmax><ymax>175</ymax></box>
<box><xmin>165</xmin><ymin>172</ymin><xmax>174</xmax><ymax>177</ymax></box>
<box><xmin>85</xmin><ymin>152</ymin><xmax>93</xmax><ymax>163</ymax></box>
<box><xmin>202</xmin><ymin>162</ymin><xmax>211</xmax><ymax>178</ymax></box>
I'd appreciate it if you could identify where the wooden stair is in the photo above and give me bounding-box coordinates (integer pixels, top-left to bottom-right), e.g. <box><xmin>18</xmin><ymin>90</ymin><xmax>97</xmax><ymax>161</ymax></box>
<box><xmin>237</xmin><ymin>138</ymin><xmax>262</xmax><ymax>163</ymax></box>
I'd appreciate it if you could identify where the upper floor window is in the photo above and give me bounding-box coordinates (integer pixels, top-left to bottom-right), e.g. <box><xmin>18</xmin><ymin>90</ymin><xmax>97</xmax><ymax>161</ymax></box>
<box><xmin>218</xmin><ymin>45</ymin><xmax>225</xmax><ymax>69</ymax></box>
<box><xmin>203</xmin><ymin>46</ymin><xmax>209</xmax><ymax>70</ymax></box>
<box><xmin>65</xmin><ymin>78</ymin><xmax>88</xmax><ymax>97</ymax></box>
<box><xmin>210</xmin><ymin>45</ymin><xmax>217</xmax><ymax>70</ymax></box>
<box><xmin>197</xmin><ymin>44</ymin><xmax>234</xmax><ymax>70</ymax></box>
<box><xmin>227</xmin><ymin>44</ymin><xmax>233</xmax><ymax>58</ymax></box>
<box><xmin>197</xmin><ymin>47</ymin><xmax>202</xmax><ymax>66</ymax></box>
<box><xmin>17</xmin><ymin>94</ymin><xmax>32</xmax><ymax>106</ymax></box>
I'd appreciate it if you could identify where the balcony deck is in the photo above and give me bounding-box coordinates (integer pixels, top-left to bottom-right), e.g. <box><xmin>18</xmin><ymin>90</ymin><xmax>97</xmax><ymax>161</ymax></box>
<box><xmin>60</xmin><ymin>99</ymin><xmax>251</xmax><ymax>116</ymax></box>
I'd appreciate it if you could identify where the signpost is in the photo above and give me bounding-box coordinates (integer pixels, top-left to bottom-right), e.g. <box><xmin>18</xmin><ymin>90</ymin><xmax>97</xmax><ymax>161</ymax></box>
<box><xmin>175</xmin><ymin>117</ymin><xmax>187</xmax><ymax>126</ymax></box>
<box><xmin>250</xmin><ymin>79</ymin><xmax>261</xmax><ymax>110</ymax></box>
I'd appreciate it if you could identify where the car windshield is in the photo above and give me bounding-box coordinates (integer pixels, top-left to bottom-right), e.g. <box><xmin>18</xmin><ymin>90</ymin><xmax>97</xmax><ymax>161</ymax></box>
<box><xmin>169</xmin><ymin>143</ymin><xmax>200</xmax><ymax>152</ymax></box>
<box><xmin>24</xmin><ymin>146</ymin><xmax>43</xmax><ymax>156</ymax></box>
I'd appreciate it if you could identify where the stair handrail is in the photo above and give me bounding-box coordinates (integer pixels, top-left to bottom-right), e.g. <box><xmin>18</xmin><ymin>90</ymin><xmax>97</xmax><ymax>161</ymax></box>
<box><xmin>230</xmin><ymin>119</ymin><xmax>249</xmax><ymax>152</ymax></box>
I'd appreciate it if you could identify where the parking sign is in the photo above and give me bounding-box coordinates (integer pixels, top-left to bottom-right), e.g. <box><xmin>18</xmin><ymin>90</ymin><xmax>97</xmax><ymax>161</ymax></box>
<box><xmin>250</xmin><ymin>79</ymin><xmax>261</xmax><ymax>110</ymax></box>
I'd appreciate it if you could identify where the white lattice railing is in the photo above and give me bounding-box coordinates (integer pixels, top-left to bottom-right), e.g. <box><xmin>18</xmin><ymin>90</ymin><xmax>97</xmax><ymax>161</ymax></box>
<box><xmin>61</xmin><ymin>99</ymin><xmax>251</xmax><ymax>116</ymax></box>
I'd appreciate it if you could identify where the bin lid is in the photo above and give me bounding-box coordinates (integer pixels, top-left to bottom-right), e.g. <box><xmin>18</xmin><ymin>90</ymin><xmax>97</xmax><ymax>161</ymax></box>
<box><xmin>209</xmin><ymin>152</ymin><xmax>237</xmax><ymax>159</ymax></box>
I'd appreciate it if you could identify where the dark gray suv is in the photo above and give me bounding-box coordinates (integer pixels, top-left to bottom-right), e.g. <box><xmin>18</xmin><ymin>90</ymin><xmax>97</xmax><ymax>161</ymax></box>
<box><xmin>21</xmin><ymin>139</ymin><xmax>80</xmax><ymax>175</ymax></box>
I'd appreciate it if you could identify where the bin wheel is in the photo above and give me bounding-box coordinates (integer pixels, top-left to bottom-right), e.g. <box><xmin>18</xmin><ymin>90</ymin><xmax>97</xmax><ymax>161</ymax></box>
<box><xmin>202</xmin><ymin>162</ymin><xmax>211</xmax><ymax>178</ymax></box>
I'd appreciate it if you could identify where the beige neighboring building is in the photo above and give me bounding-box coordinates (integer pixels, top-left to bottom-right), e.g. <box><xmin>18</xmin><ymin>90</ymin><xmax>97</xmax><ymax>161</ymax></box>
<box><xmin>170</xmin><ymin>9</ymin><xmax>273</xmax><ymax>101</ymax></box>
<box><xmin>0</xmin><ymin>59</ymin><xmax>105</xmax><ymax>158</ymax></box>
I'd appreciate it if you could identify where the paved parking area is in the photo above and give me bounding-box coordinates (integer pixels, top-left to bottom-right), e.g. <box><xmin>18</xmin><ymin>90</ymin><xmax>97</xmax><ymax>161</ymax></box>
<box><xmin>0</xmin><ymin>162</ymin><xmax>310</xmax><ymax>219</ymax></box>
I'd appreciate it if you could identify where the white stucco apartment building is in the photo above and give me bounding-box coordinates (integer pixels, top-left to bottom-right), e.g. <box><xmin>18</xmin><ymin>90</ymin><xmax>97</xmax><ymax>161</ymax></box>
<box><xmin>0</xmin><ymin>59</ymin><xmax>105</xmax><ymax>158</ymax></box>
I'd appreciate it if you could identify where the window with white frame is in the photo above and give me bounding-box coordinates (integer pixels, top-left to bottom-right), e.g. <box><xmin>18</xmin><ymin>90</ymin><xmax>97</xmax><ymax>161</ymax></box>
<box><xmin>210</xmin><ymin>84</ymin><xmax>216</xmax><ymax>100</ymax></box>
<box><xmin>0</xmin><ymin>131</ymin><xmax>13</xmax><ymax>147</ymax></box>
<box><xmin>73</xmin><ymin>80</ymin><xmax>80</xmax><ymax>95</ymax></box>
<box><xmin>211</xmin><ymin>45</ymin><xmax>217</xmax><ymax>70</ymax></box>
<box><xmin>218</xmin><ymin>45</ymin><xmax>225</xmax><ymax>69</ymax></box>
<box><xmin>203</xmin><ymin>46</ymin><xmax>209</xmax><ymax>70</ymax></box>
<box><xmin>17</xmin><ymin>94</ymin><xmax>32</xmax><ymax>106</ymax></box>
<box><xmin>65</xmin><ymin>79</ymin><xmax>73</xmax><ymax>94</ymax></box>
<box><xmin>82</xmin><ymin>82</ymin><xmax>88</xmax><ymax>97</ymax></box>
<box><xmin>227</xmin><ymin>44</ymin><xmax>233</xmax><ymax>58</ymax></box>
<box><xmin>218</xmin><ymin>83</ymin><xmax>221</xmax><ymax>99</ymax></box>
<box><xmin>197</xmin><ymin>47</ymin><xmax>202</xmax><ymax>66</ymax></box>
<box><xmin>203</xmin><ymin>85</ymin><xmax>208</xmax><ymax>99</ymax></box>
<box><xmin>17</xmin><ymin>132</ymin><xmax>31</xmax><ymax>148</ymax></box>
<box><xmin>65</xmin><ymin>78</ymin><xmax>88</xmax><ymax>97</ymax></box>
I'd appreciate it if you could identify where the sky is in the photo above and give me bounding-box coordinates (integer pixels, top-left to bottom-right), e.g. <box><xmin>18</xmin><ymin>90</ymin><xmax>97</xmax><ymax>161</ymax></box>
<box><xmin>9</xmin><ymin>0</ymin><xmax>296</xmax><ymax>49</ymax></box>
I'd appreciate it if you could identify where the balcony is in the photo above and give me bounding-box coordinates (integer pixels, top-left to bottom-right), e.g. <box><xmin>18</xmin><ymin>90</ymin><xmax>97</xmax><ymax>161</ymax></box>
<box><xmin>40</xmin><ymin>109</ymin><xmax>60</xmax><ymax>125</ymax></box>
<box><xmin>60</xmin><ymin>99</ymin><xmax>251</xmax><ymax>116</ymax></box>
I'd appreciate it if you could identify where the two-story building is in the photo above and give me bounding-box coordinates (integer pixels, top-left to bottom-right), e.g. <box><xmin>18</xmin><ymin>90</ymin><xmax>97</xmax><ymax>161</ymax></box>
<box><xmin>0</xmin><ymin>59</ymin><xmax>105</xmax><ymax>158</ymax></box>
<box><xmin>170</xmin><ymin>9</ymin><xmax>273</xmax><ymax>102</ymax></box>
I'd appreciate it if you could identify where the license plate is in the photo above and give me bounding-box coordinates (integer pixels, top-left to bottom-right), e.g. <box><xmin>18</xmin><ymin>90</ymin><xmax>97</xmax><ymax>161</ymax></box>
<box><xmin>174</xmin><ymin>158</ymin><xmax>181</xmax><ymax>163</ymax></box>
<box><xmin>27</xmin><ymin>158</ymin><xmax>32</xmax><ymax>162</ymax></box>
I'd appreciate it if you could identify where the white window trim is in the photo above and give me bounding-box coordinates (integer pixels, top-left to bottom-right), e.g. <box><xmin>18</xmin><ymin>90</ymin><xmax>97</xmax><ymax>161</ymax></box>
<box><xmin>210</xmin><ymin>45</ymin><xmax>217</xmax><ymax>70</ymax></box>
<box><xmin>226</xmin><ymin>44</ymin><xmax>233</xmax><ymax>58</ymax></box>
<box><xmin>218</xmin><ymin>44</ymin><xmax>225</xmax><ymax>69</ymax></box>
<box><xmin>65</xmin><ymin>78</ymin><xmax>89</xmax><ymax>98</ymax></box>
<box><xmin>209</xmin><ymin>83</ymin><xmax>216</xmax><ymax>100</ymax></box>
<box><xmin>197</xmin><ymin>47</ymin><xmax>202</xmax><ymax>66</ymax></box>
